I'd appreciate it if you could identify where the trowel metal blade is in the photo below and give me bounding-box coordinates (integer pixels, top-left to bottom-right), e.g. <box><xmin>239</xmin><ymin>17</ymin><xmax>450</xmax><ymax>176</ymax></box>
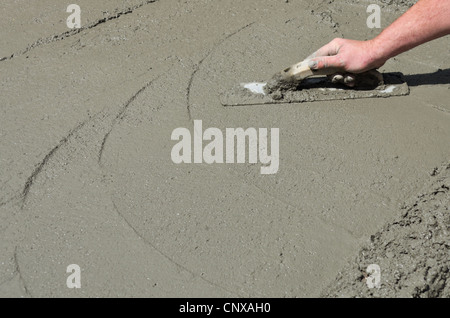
<box><xmin>220</xmin><ymin>73</ymin><xmax>409</xmax><ymax>107</ymax></box>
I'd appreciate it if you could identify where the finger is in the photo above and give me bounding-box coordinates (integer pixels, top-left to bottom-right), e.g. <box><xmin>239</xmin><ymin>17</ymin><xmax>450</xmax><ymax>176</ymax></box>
<box><xmin>344</xmin><ymin>74</ymin><xmax>356</xmax><ymax>87</ymax></box>
<box><xmin>330</xmin><ymin>74</ymin><xmax>344</xmax><ymax>84</ymax></box>
<box><xmin>308</xmin><ymin>56</ymin><xmax>344</xmax><ymax>73</ymax></box>
<box><xmin>327</xmin><ymin>73</ymin><xmax>356</xmax><ymax>87</ymax></box>
<box><xmin>306</xmin><ymin>41</ymin><xmax>340</xmax><ymax>59</ymax></box>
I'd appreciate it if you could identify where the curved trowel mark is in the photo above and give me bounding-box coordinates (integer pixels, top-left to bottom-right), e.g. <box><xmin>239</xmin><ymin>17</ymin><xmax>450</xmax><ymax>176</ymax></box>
<box><xmin>111</xmin><ymin>200</ymin><xmax>241</xmax><ymax>297</ymax></box>
<box><xmin>98</xmin><ymin>74</ymin><xmax>162</xmax><ymax>165</ymax></box>
<box><xmin>186</xmin><ymin>22</ymin><xmax>255</xmax><ymax>121</ymax></box>
<box><xmin>20</xmin><ymin>121</ymin><xmax>88</xmax><ymax>209</ymax></box>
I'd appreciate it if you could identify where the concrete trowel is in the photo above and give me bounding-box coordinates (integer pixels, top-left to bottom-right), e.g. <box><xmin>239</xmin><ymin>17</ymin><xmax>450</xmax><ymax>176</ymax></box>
<box><xmin>220</xmin><ymin>60</ymin><xmax>409</xmax><ymax>106</ymax></box>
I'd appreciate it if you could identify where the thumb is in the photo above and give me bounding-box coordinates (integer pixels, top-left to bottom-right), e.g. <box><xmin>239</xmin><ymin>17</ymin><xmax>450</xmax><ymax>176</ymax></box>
<box><xmin>308</xmin><ymin>56</ymin><xmax>344</xmax><ymax>74</ymax></box>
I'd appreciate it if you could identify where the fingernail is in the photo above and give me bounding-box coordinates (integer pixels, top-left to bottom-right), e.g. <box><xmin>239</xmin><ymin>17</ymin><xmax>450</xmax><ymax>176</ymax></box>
<box><xmin>332</xmin><ymin>74</ymin><xmax>344</xmax><ymax>83</ymax></box>
<box><xmin>308</xmin><ymin>60</ymin><xmax>318</xmax><ymax>69</ymax></box>
<box><xmin>344</xmin><ymin>76</ymin><xmax>355</xmax><ymax>84</ymax></box>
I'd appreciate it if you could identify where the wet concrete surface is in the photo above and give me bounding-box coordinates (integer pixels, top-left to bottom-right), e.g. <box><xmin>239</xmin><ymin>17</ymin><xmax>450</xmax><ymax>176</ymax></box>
<box><xmin>0</xmin><ymin>0</ymin><xmax>449</xmax><ymax>297</ymax></box>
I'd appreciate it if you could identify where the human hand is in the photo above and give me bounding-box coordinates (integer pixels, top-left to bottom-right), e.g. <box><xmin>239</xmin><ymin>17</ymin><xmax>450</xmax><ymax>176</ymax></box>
<box><xmin>306</xmin><ymin>38</ymin><xmax>386</xmax><ymax>87</ymax></box>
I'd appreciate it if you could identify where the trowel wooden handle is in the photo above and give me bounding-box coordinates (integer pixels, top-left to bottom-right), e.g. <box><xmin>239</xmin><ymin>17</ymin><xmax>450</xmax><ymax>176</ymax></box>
<box><xmin>284</xmin><ymin>60</ymin><xmax>336</xmax><ymax>79</ymax></box>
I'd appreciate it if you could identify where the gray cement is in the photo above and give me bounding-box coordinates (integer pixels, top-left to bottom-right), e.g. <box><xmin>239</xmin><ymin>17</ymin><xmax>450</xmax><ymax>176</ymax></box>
<box><xmin>0</xmin><ymin>0</ymin><xmax>448</xmax><ymax>298</ymax></box>
<box><xmin>323</xmin><ymin>162</ymin><xmax>450</xmax><ymax>298</ymax></box>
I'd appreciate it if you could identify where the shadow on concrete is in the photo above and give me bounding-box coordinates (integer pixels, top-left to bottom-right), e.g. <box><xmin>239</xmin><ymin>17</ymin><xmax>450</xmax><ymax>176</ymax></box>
<box><xmin>403</xmin><ymin>68</ymin><xmax>450</xmax><ymax>87</ymax></box>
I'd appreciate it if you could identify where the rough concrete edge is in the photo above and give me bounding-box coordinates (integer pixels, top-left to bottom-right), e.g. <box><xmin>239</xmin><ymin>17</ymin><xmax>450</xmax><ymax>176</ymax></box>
<box><xmin>320</xmin><ymin>161</ymin><xmax>450</xmax><ymax>298</ymax></box>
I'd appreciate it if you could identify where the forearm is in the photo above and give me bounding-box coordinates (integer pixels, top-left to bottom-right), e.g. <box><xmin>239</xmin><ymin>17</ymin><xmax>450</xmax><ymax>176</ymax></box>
<box><xmin>370</xmin><ymin>0</ymin><xmax>450</xmax><ymax>65</ymax></box>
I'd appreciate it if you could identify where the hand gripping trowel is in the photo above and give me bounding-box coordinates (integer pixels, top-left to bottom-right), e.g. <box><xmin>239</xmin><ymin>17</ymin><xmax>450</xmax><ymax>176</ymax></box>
<box><xmin>220</xmin><ymin>60</ymin><xmax>409</xmax><ymax>106</ymax></box>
